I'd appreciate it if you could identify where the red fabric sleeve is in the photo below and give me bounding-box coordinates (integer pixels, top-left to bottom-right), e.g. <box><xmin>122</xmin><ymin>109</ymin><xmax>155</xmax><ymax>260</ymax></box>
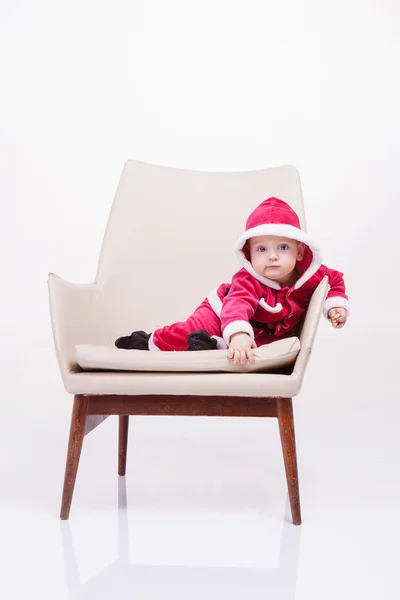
<box><xmin>220</xmin><ymin>270</ymin><xmax>261</xmax><ymax>343</ymax></box>
<box><xmin>319</xmin><ymin>265</ymin><xmax>350</xmax><ymax>317</ymax></box>
<box><xmin>319</xmin><ymin>265</ymin><xmax>349</xmax><ymax>300</ymax></box>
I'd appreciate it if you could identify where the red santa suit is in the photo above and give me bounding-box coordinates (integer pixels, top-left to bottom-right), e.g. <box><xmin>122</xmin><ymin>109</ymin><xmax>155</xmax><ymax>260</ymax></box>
<box><xmin>150</xmin><ymin>198</ymin><xmax>349</xmax><ymax>351</ymax></box>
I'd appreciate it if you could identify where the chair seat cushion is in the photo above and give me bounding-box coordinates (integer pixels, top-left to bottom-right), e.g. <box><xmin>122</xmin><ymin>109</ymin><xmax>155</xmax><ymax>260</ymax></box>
<box><xmin>75</xmin><ymin>337</ymin><xmax>300</xmax><ymax>373</ymax></box>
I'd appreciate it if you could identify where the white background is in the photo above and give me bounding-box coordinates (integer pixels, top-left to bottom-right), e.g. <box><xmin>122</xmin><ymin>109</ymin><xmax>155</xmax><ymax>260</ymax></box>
<box><xmin>1</xmin><ymin>2</ymin><xmax>399</xmax><ymax>599</ymax></box>
<box><xmin>1</xmin><ymin>0</ymin><xmax>399</xmax><ymax>340</ymax></box>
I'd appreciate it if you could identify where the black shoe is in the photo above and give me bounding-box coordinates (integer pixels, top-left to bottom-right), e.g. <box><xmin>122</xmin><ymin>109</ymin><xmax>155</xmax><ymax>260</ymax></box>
<box><xmin>186</xmin><ymin>330</ymin><xmax>218</xmax><ymax>351</ymax></box>
<box><xmin>115</xmin><ymin>330</ymin><xmax>151</xmax><ymax>350</ymax></box>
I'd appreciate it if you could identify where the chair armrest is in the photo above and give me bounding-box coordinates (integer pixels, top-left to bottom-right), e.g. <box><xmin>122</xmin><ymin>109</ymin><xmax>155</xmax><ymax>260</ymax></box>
<box><xmin>48</xmin><ymin>274</ymin><xmax>111</xmax><ymax>384</ymax></box>
<box><xmin>293</xmin><ymin>276</ymin><xmax>329</xmax><ymax>386</ymax></box>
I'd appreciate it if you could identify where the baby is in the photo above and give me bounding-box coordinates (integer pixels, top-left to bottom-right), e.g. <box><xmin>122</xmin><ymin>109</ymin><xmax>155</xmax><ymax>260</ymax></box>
<box><xmin>116</xmin><ymin>197</ymin><xmax>349</xmax><ymax>365</ymax></box>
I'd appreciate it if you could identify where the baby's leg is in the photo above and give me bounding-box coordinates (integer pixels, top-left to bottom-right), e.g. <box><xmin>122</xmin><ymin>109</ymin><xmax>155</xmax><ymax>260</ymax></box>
<box><xmin>152</xmin><ymin>299</ymin><xmax>223</xmax><ymax>351</ymax></box>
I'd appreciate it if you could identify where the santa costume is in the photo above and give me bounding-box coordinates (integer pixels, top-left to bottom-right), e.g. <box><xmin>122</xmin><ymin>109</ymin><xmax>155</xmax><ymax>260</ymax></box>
<box><xmin>116</xmin><ymin>197</ymin><xmax>349</xmax><ymax>351</ymax></box>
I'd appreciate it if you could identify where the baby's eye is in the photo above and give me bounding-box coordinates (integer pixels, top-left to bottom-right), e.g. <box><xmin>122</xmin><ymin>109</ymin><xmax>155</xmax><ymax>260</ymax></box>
<box><xmin>257</xmin><ymin>247</ymin><xmax>266</xmax><ymax>253</ymax></box>
<box><xmin>278</xmin><ymin>244</ymin><xmax>288</xmax><ymax>251</ymax></box>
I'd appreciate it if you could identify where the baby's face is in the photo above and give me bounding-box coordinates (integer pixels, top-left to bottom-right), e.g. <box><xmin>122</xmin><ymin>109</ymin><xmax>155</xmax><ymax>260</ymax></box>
<box><xmin>249</xmin><ymin>235</ymin><xmax>305</xmax><ymax>285</ymax></box>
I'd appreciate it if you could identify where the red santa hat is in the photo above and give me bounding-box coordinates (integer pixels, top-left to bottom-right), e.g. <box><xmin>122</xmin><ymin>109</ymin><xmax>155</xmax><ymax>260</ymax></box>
<box><xmin>235</xmin><ymin>197</ymin><xmax>322</xmax><ymax>290</ymax></box>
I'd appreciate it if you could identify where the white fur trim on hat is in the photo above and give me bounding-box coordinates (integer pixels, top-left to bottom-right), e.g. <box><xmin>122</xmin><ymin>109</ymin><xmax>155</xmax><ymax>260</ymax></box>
<box><xmin>323</xmin><ymin>296</ymin><xmax>350</xmax><ymax>319</ymax></box>
<box><xmin>222</xmin><ymin>320</ymin><xmax>254</xmax><ymax>345</ymax></box>
<box><xmin>235</xmin><ymin>224</ymin><xmax>318</xmax><ymax>250</ymax></box>
<box><xmin>207</xmin><ymin>288</ymin><xmax>223</xmax><ymax>317</ymax></box>
<box><xmin>235</xmin><ymin>223</ymin><xmax>322</xmax><ymax>290</ymax></box>
<box><xmin>259</xmin><ymin>298</ymin><xmax>283</xmax><ymax>313</ymax></box>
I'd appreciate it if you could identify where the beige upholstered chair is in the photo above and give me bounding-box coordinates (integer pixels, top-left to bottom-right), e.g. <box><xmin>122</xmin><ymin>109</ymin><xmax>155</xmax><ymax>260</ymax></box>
<box><xmin>48</xmin><ymin>160</ymin><xmax>329</xmax><ymax>524</ymax></box>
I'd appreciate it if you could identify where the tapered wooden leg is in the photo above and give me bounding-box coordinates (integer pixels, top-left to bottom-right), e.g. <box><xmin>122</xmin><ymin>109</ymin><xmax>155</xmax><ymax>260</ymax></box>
<box><xmin>60</xmin><ymin>395</ymin><xmax>89</xmax><ymax>520</ymax></box>
<box><xmin>118</xmin><ymin>416</ymin><xmax>129</xmax><ymax>476</ymax></box>
<box><xmin>277</xmin><ymin>398</ymin><xmax>302</xmax><ymax>525</ymax></box>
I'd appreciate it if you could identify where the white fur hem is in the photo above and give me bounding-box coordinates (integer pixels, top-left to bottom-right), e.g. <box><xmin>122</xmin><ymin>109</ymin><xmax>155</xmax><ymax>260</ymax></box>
<box><xmin>259</xmin><ymin>298</ymin><xmax>283</xmax><ymax>313</ymax></box>
<box><xmin>207</xmin><ymin>288</ymin><xmax>223</xmax><ymax>316</ymax></box>
<box><xmin>222</xmin><ymin>320</ymin><xmax>254</xmax><ymax>345</ymax></box>
<box><xmin>323</xmin><ymin>296</ymin><xmax>350</xmax><ymax>319</ymax></box>
<box><xmin>211</xmin><ymin>335</ymin><xmax>228</xmax><ymax>349</ymax></box>
<box><xmin>148</xmin><ymin>332</ymin><xmax>161</xmax><ymax>351</ymax></box>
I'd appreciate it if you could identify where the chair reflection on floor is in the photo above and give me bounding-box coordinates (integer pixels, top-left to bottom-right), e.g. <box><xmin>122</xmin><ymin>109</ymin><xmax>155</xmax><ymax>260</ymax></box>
<box><xmin>61</xmin><ymin>478</ymin><xmax>301</xmax><ymax>600</ymax></box>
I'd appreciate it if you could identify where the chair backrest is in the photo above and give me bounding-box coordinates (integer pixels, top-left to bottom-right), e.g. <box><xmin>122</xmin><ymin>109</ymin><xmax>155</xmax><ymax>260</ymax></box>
<box><xmin>96</xmin><ymin>161</ymin><xmax>306</xmax><ymax>337</ymax></box>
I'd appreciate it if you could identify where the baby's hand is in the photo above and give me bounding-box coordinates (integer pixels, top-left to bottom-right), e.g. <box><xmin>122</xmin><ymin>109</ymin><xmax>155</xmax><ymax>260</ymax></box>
<box><xmin>228</xmin><ymin>333</ymin><xmax>256</xmax><ymax>365</ymax></box>
<box><xmin>328</xmin><ymin>307</ymin><xmax>348</xmax><ymax>329</ymax></box>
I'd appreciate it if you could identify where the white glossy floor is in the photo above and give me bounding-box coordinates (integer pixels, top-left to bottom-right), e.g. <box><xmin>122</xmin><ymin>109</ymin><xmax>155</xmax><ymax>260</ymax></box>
<box><xmin>1</xmin><ymin>325</ymin><xmax>399</xmax><ymax>599</ymax></box>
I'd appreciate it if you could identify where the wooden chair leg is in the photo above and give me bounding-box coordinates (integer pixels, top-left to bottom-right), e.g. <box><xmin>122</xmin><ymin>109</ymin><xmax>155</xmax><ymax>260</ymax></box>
<box><xmin>118</xmin><ymin>416</ymin><xmax>129</xmax><ymax>476</ymax></box>
<box><xmin>60</xmin><ymin>395</ymin><xmax>89</xmax><ymax>520</ymax></box>
<box><xmin>277</xmin><ymin>397</ymin><xmax>302</xmax><ymax>525</ymax></box>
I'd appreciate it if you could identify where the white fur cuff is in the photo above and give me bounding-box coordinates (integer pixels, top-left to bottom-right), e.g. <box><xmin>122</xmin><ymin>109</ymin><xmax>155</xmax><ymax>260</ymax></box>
<box><xmin>211</xmin><ymin>335</ymin><xmax>228</xmax><ymax>349</ymax></box>
<box><xmin>323</xmin><ymin>296</ymin><xmax>350</xmax><ymax>319</ymax></box>
<box><xmin>222</xmin><ymin>320</ymin><xmax>254</xmax><ymax>345</ymax></box>
<box><xmin>148</xmin><ymin>332</ymin><xmax>161</xmax><ymax>351</ymax></box>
